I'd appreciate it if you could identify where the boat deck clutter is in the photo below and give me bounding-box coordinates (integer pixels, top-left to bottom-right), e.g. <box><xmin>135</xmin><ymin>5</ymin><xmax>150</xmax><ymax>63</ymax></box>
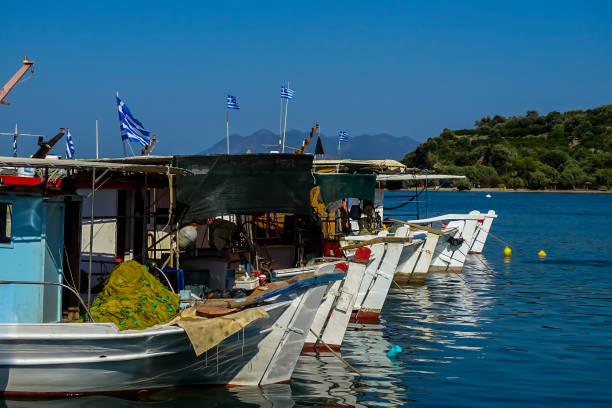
<box><xmin>87</xmin><ymin>260</ymin><xmax>179</xmax><ymax>330</ymax></box>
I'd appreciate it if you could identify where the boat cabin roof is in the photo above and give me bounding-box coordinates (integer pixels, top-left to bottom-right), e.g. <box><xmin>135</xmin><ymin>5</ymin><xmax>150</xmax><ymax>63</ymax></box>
<box><xmin>0</xmin><ymin>156</ymin><xmax>191</xmax><ymax>175</ymax></box>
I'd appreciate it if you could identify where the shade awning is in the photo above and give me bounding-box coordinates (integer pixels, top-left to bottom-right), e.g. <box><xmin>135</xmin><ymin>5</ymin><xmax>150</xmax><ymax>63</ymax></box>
<box><xmin>314</xmin><ymin>173</ymin><xmax>376</xmax><ymax>205</ymax></box>
<box><xmin>175</xmin><ymin>154</ymin><xmax>315</xmax><ymax>222</ymax></box>
<box><xmin>376</xmin><ymin>174</ymin><xmax>466</xmax><ymax>181</ymax></box>
<box><xmin>0</xmin><ymin>156</ymin><xmax>192</xmax><ymax>175</ymax></box>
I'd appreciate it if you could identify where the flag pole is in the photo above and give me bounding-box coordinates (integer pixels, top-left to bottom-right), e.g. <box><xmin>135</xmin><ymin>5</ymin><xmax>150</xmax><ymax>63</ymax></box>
<box><xmin>13</xmin><ymin>123</ymin><xmax>18</xmax><ymax>157</ymax></box>
<box><xmin>282</xmin><ymin>81</ymin><xmax>290</xmax><ymax>153</ymax></box>
<box><xmin>95</xmin><ymin>119</ymin><xmax>99</xmax><ymax>159</ymax></box>
<box><xmin>117</xmin><ymin>92</ymin><xmax>127</xmax><ymax>157</ymax></box>
<box><xmin>337</xmin><ymin>138</ymin><xmax>341</xmax><ymax>159</ymax></box>
<box><xmin>278</xmin><ymin>89</ymin><xmax>283</xmax><ymax>151</ymax></box>
<box><xmin>226</xmin><ymin>109</ymin><xmax>230</xmax><ymax>155</ymax></box>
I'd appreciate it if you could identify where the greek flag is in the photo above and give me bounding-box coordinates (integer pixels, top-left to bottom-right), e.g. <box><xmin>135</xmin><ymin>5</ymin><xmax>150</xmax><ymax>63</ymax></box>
<box><xmin>12</xmin><ymin>136</ymin><xmax>17</xmax><ymax>157</ymax></box>
<box><xmin>65</xmin><ymin>128</ymin><xmax>75</xmax><ymax>159</ymax></box>
<box><xmin>280</xmin><ymin>85</ymin><xmax>295</xmax><ymax>99</ymax></box>
<box><xmin>338</xmin><ymin>130</ymin><xmax>349</xmax><ymax>143</ymax></box>
<box><xmin>116</xmin><ymin>95</ymin><xmax>151</xmax><ymax>147</ymax></box>
<box><xmin>227</xmin><ymin>95</ymin><xmax>240</xmax><ymax>110</ymax></box>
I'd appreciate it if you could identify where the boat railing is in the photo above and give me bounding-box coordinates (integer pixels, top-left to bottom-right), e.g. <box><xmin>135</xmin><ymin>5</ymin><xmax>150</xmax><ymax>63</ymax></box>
<box><xmin>0</xmin><ymin>280</ymin><xmax>94</xmax><ymax>322</ymax></box>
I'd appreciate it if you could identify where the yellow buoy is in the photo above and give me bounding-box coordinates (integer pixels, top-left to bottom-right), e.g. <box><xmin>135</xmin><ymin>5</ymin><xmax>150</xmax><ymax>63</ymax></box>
<box><xmin>504</xmin><ymin>246</ymin><xmax>512</xmax><ymax>257</ymax></box>
<box><xmin>538</xmin><ymin>250</ymin><xmax>547</xmax><ymax>257</ymax></box>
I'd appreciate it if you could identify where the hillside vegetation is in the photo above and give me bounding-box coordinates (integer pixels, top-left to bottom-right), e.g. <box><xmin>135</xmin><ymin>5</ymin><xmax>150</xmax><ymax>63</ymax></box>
<box><xmin>402</xmin><ymin>105</ymin><xmax>612</xmax><ymax>190</ymax></box>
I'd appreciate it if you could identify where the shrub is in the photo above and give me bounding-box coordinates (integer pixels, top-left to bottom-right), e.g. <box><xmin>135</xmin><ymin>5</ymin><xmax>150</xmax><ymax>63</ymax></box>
<box><xmin>508</xmin><ymin>177</ymin><xmax>525</xmax><ymax>189</ymax></box>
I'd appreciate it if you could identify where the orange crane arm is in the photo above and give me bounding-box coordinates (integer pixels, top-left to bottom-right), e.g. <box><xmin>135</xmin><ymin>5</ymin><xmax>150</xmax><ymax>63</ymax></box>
<box><xmin>1</xmin><ymin>57</ymin><xmax>35</xmax><ymax>106</ymax></box>
<box><xmin>295</xmin><ymin>123</ymin><xmax>319</xmax><ymax>155</ymax></box>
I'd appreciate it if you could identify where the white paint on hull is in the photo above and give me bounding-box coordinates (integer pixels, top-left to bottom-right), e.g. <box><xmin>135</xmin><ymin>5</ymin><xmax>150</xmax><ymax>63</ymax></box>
<box><xmin>358</xmin><ymin>226</ymin><xmax>409</xmax><ymax>313</ymax></box>
<box><xmin>353</xmin><ymin>232</ymin><xmax>388</xmax><ymax>310</ymax></box>
<box><xmin>319</xmin><ymin>257</ymin><xmax>367</xmax><ymax>347</ymax></box>
<box><xmin>0</xmin><ymin>301</ymin><xmax>292</xmax><ymax>394</ymax></box>
<box><xmin>259</xmin><ymin>283</ymin><xmax>329</xmax><ymax>385</ymax></box>
<box><xmin>469</xmin><ymin>210</ymin><xmax>497</xmax><ymax>254</ymax></box>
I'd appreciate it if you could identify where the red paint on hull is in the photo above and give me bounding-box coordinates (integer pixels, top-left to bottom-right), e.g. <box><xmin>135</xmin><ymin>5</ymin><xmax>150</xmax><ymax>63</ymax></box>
<box><xmin>0</xmin><ymin>378</ymin><xmax>293</xmax><ymax>398</ymax></box>
<box><xmin>349</xmin><ymin>310</ymin><xmax>380</xmax><ymax>324</ymax></box>
<box><xmin>301</xmin><ymin>342</ymin><xmax>341</xmax><ymax>354</ymax></box>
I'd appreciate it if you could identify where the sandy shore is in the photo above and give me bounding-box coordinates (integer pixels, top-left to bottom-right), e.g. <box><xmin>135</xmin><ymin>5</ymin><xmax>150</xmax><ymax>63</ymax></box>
<box><xmin>434</xmin><ymin>187</ymin><xmax>611</xmax><ymax>194</ymax></box>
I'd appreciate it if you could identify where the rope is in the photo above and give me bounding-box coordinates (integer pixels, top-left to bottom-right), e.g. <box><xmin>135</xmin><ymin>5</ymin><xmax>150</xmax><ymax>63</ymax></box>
<box><xmin>487</xmin><ymin>230</ymin><xmax>511</xmax><ymax>247</ymax></box>
<box><xmin>391</xmin><ymin>279</ymin><xmax>416</xmax><ymax>300</ymax></box>
<box><xmin>309</xmin><ymin>329</ymin><xmax>363</xmax><ymax>377</ymax></box>
<box><xmin>483</xmin><ymin>228</ymin><xmax>528</xmax><ymax>256</ymax></box>
<box><xmin>0</xmin><ymin>280</ymin><xmax>94</xmax><ymax>322</ymax></box>
<box><xmin>152</xmin><ymin>265</ymin><xmax>175</xmax><ymax>293</ymax></box>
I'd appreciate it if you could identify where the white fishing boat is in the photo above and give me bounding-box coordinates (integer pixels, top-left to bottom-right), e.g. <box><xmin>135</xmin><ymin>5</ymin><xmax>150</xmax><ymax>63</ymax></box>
<box><xmin>302</xmin><ymin>248</ymin><xmax>370</xmax><ymax>352</ymax></box>
<box><xmin>350</xmin><ymin>226</ymin><xmax>411</xmax><ymax>323</ymax></box>
<box><xmin>0</xmin><ymin>157</ymin><xmax>346</xmax><ymax>395</ymax></box>
<box><xmin>468</xmin><ymin>210</ymin><xmax>497</xmax><ymax>254</ymax></box>
<box><xmin>405</xmin><ymin>210</ymin><xmax>497</xmax><ymax>272</ymax></box>
<box><xmin>0</xmin><ymin>302</ymin><xmax>286</xmax><ymax>395</ymax></box>
<box><xmin>0</xmin><ymin>270</ymin><xmax>345</xmax><ymax>394</ymax></box>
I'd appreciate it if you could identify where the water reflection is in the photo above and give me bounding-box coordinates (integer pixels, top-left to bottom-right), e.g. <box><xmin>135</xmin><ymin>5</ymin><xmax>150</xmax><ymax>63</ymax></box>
<box><xmin>292</xmin><ymin>326</ymin><xmax>405</xmax><ymax>407</ymax></box>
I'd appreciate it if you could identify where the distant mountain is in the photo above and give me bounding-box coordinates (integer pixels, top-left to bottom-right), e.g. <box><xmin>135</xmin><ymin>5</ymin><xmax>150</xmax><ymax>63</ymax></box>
<box><xmin>200</xmin><ymin>129</ymin><xmax>419</xmax><ymax>160</ymax></box>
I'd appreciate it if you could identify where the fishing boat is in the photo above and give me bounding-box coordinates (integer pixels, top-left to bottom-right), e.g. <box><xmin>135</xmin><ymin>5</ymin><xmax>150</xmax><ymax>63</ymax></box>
<box><xmin>0</xmin><ymin>157</ymin><xmax>346</xmax><ymax>395</ymax></box>
<box><xmin>302</xmin><ymin>248</ymin><xmax>370</xmax><ymax>352</ymax></box>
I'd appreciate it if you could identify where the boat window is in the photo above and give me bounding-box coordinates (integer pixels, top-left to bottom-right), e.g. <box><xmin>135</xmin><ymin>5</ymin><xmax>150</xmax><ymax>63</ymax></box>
<box><xmin>0</xmin><ymin>203</ymin><xmax>12</xmax><ymax>244</ymax></box>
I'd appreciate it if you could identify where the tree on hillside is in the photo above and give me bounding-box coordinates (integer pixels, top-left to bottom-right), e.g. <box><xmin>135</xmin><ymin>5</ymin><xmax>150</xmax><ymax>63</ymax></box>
<box><xmin>404</xmin><ymin>104</ymin><xmax>611</xmax><ymax>189</ymax></box>
<box><xmin>572</xmin><ymin>120</ymin><xmax>593</xmax><ymax>140</ymax></box>
<box><xmin>528</xmin><ymin>170</ymin><xmax>551</xmax><ymax>189</ymax></box>
<box><xmin>559</xmin><ymin>164</ymin><xmax>586</xmax><ymax>189</ymax></box>
<box><xmin>595</xmin><ymin>168</ymin><xmax>612</xmax><ymax>187</ymax></box>
<box><xmin>540</xmin><ymin>150</ymin><xmax>568</xmax><ymax>170</ymax></box>
<box><xmin>545</xmin><ymin>111</ymin><xmax>562</xmax><ymax>125</ymax></box>
<box><xmin>440</xmin><ymin>128</ymin><xmax>455</xmax><ymax>139</ymax></box>
<box><xmin>487</xmin><ymin>145</ymin><xmax>514</xmax><ymax>174</ymax></box>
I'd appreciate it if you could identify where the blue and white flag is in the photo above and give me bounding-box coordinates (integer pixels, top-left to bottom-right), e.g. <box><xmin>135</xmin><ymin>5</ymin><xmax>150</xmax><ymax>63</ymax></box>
<box><xmin>227</xmin><ymin>95</ymin><xmax>240</xmax><ymax>110</ymax></box>
<box><xmin>116</xmin><ymin>95</ymin><xmax>151</xmax><ymax>147</ymax></box>
<box><xmin>280</xmin><ymin>85</ymin><xmax>295</xmax><ymax>99</ymax></box>
<box><xmin>65</xmin><ymin>128</ymin><xmax>75</xmax><ymax>159</ymax></box>
<box><xmin>12</xmin><ymin>136</ymin><xmax>17</xmax><ymax>157</ymax></box>
<box><xmin>338</xmin><ymin>130</ymin><xmax>349</xmax><ymax>143</ymax></box>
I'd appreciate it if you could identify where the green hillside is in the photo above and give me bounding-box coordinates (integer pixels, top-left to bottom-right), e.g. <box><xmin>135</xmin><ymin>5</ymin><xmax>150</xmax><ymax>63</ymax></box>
<box><xmin>402</xmin><ymin>105</ymin><xmax>612</xmax><ymax>190</ymax></box>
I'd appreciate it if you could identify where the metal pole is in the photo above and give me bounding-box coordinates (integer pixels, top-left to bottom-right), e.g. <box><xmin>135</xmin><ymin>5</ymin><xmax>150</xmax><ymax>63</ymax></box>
<box><xmin>117</xmin><ymin>93</ymin><xmax>127</xmax><ymax>158</ymax></box>
<box><xmin>95</xmin><ymin>119</ymin><xmax>99</xmax><ymax>159</ymax></box>
<box><xmin>425</xmin><ymin>178</ymin><xmax>429</xmax><ymax>219</ymax></box>
<box><xmin>144</xmin><ymin>173</ymin><xmax>149</xmax><ymax>265</ymax></box>
<box><xmin>282</xmin><ymin>81</ymin><xmax>290</xmax><ymax>153</ymax></box>
<box><xmin>88</xmin><ymin>169</ymin><xmax>95</xmax><ymax>308</ymax></box>
<box><xmin>226</xmin><ymin>109</ymin><xmax>230</xmax><ymax>154</ymax></box>
<box><xmin>278</xmin><ymin>93</ymin><xmax>283</xmax><ymax>151</ymax></box>
<box><xmin>415</xmin><ymin>170</ymin><xmax>419</xmax><ymax>219</ymax></box>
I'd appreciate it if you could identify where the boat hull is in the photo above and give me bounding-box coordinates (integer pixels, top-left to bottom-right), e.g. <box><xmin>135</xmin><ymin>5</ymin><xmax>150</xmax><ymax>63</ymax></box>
<box><xmin>0</xmin><ymin>301</ymin><xmax>291</xmax><ymax>395</ymax></box>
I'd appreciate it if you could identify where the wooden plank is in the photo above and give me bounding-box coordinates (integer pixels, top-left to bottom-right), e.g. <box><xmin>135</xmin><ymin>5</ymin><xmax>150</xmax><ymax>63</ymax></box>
<box><xmin>386</xmin><ymin>218</ymin><xmax>456</xmax><ymax>236</ymax></box>
<box><xmin>340</xmin><ymin>235</ymin><xmax>412</xmax><ymax>251</ymax></box>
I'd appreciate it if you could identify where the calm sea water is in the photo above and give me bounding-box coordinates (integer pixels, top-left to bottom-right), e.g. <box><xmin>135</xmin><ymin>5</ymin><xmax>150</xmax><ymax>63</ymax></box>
<box><xmin>3</xmin><ymin>192</ymin><xmax>611</xmax><ymax>407</ymax></box>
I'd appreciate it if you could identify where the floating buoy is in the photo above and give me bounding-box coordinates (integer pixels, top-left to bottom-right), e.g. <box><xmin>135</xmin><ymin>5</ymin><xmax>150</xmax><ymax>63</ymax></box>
<box><xmin>386</xmin><ymin>345</ymin><xmax>403</xmax><ymax>358</ymax></box>
<box><xmin>504</xmin><ymin>246</ymin><xmax>512</xmax><ymax>257</ymax></box>
<box><xmin>538</xmin><ymin>250</ymin><xmax>547</xmax><ymax>257</ymax></box>
<box><xmin>486</xmin><ymin>194</ymin><xmax>492</xmax><ymax>198</ymax></box>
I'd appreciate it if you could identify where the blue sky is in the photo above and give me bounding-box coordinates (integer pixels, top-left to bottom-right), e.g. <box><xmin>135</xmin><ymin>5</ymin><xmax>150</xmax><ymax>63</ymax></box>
<box><xmin>1</xmin><ymin>1</ymin><xmax>611</xmax><ymax>158</ymax></box>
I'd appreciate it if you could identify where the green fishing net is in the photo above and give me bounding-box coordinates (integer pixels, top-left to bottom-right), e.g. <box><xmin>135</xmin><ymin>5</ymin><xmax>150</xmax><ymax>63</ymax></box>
<box><xmin>88</xmin><ymin>260</ymin><xmax>179</xmax><ymax>330</ymax></box>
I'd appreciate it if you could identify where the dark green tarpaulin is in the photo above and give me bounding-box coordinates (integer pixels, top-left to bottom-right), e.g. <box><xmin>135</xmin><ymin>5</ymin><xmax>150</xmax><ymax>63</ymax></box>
<box><xmin>314</xmin><ymin>173</ymin><xmax>376</xmax><ymax>205</ymax></box>
<box><xmin>175</xmin><ymin>154</ymin><xmax>315</xmax><ymax>223</ymax></box>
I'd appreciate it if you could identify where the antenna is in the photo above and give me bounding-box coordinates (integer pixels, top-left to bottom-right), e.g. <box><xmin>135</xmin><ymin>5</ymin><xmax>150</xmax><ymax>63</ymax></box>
<box><xmin>0</xmin><ymin>123</ymin><xmax>44</xmax><ymax>156</ymax></box>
